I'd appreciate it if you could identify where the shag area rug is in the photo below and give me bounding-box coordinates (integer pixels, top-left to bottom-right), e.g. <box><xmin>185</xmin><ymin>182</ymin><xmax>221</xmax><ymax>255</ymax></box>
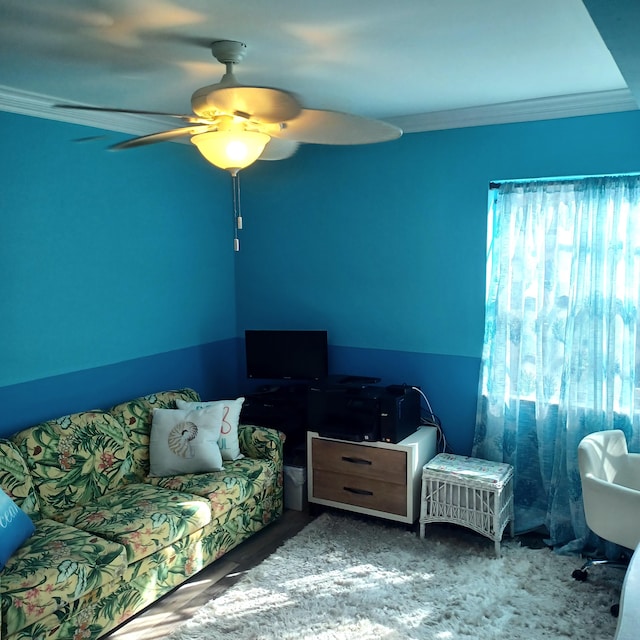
<box><xmin>165</xmin><ymin>513</ymin><xmax>622</xmax><ymax>640</ymax></box>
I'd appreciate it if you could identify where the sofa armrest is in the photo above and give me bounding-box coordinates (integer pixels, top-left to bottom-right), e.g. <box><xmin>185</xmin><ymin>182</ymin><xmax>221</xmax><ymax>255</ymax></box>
<box><xmin>238</xmin><ymin>424</ymin><xmax>285</xmax><ymax>467</ymax></box>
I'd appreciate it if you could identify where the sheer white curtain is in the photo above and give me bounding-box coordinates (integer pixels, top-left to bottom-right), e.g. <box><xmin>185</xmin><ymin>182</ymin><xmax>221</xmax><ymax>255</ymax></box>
<box><xmin>473</xmin><ymin>175</ymin><xmax>640</xmax><ymax>552</ymax></box>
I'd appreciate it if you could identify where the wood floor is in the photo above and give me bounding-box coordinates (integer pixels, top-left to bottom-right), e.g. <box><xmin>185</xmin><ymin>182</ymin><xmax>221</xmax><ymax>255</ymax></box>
<box><xmin>103</xmin><ymin>508</ymin><xmax>315</xmax><ymax>640</ymax></box>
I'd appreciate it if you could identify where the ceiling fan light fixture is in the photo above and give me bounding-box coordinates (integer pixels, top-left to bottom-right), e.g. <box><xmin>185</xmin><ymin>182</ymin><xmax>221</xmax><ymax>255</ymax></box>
<box><xmin>191</xmin><ymin>130</ymin><xmax>270</xmax><ymax>175</ymax></box>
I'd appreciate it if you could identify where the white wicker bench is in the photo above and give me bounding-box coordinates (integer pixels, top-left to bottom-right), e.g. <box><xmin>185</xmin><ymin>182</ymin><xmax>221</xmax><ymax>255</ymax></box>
<box><xmin>419</xmin><ymin>453</ymin><xmax>514</xmax><ymax>556</ymax></box>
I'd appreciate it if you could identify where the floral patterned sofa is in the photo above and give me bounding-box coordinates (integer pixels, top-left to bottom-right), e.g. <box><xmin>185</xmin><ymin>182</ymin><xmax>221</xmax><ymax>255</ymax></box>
<box><xmin>0</xmin><ymin>388</ymin><xmax>284</xmax><ymax>640</ymax></box>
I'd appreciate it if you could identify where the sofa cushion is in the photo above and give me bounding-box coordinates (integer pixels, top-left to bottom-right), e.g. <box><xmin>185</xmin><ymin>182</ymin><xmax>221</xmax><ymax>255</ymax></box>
<box><xmin>11</xmin><ymin>411</ymin><xmax>131</xmax><ymax>520</ymax></box>
<box><xmin>110</xmin><ymin>388</ymin><xmax>200</xmax><ymax>483</ymax></box>
<box><xmin>149</xmin><ymin>406</ymin><xmax>224</xmax><ymax>476</ymax></box>
<box><xmin>176</xmin><ymin>397</ymin><xmax>245</xmax><ymax>461</ymax></box>
<box><xmin>146</xmin><ymin>457</ymin><xmax>277</xmax><ymax>518</ymax></box>
<box><xmin>0</xmin><ymin>488</ymin><xmax>35</xmax><ymax>570</ymax></box>
<box><xmin>0</xmin><ymin>438</ymin><xmax>41</xmax><ymax>517</ymax></box>
<box><xmin>61</xmin><ymin>483</ymin><xmax>212</xmax><ymax>563</ymax></box>
<box><xmin>0</xmin><ymin>518</ymin><xmax>128</xmax><ymax>638</ymax></box>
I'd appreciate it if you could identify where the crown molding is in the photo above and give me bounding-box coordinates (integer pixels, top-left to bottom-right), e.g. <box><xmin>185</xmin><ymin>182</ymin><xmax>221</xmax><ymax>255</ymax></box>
<box><xmin>0</xmin><ymin>85</ymin><xmax>179</xmax><ymax>139</ymax></box>
<box><xmin>1</xmin><ymin>84</ymin><xmax>638</xmax><ymax>139</ymax></box>
<box><xmin>387</xmin><ymin>89</ymin><xmax>639</xmax><ymax>133</ymax></box>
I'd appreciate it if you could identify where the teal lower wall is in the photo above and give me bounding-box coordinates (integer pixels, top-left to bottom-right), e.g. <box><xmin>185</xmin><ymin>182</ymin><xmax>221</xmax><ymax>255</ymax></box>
<box><xmin>3</xmin><ymin>338</ymin><xmax>477</xmax><ymax>455</ymax></box>
<box><xmin>0</xmin><ymin>339</ymin><xmax>238</xmax><ymax>437</ymax></box>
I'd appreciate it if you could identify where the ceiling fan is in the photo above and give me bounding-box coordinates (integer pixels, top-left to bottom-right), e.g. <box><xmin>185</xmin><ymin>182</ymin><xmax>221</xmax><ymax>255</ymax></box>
<box><xmin>56</xmin><ymin>40</ymin><xmax>403</xmax><ymax>250</ymax></box>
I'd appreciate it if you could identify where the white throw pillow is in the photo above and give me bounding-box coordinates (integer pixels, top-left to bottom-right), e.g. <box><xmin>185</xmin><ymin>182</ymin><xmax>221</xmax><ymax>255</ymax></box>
<box><xmin>176</xmin><ymin>397</ymin><xmax>245</xmax><ymax>461</ymax></box>
<box><xmin>149</xmin><ymin>407</ymin><xmax>224</xmax><ymax>477</ymax></box>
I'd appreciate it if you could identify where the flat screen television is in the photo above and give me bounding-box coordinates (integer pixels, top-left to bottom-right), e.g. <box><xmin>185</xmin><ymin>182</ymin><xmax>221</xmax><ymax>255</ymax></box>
<box><xmin>245</xmin><ymin>330</ymin><xmax>329</xmax><ymax>381</ymax></box>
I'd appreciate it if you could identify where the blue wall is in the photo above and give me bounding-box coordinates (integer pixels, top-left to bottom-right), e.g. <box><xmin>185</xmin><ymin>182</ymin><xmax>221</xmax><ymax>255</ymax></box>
<box><xmin>1</xmin><ymin>111</ymin><xmax>238</xmax><ymax>436</ymax></box>
<box><xmin>3</xmin><ymin>108</ymin><xmax>640</xmax><ymax>449</ymax></box>
<box><xmin>236</xmin><ymin>110</ymin><xmax>640</xmax><ymax>454</ymax></box>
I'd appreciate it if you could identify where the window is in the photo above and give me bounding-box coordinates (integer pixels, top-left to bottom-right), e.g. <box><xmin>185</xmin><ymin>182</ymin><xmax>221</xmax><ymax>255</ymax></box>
<box><xmin>473</xmin><ymin>174</ymin><xmax>640</xmax><ymax>548</ymax></box>
<box><xmin>481</xmin><ymin>175</ymin><xmax>640</xmax><ymax>413</ymax></box>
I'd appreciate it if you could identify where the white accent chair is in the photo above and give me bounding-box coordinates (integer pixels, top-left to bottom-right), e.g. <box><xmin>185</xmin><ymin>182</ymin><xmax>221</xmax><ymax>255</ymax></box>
<box><xmin>572</xmin><ymin>429</ymin><xmax>640</xmax><ymax>615</ymax></box>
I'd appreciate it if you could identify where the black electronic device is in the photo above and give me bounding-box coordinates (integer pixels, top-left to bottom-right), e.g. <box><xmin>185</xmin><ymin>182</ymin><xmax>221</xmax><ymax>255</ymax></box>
<box><xmin>245</xmin><ymin>329</ymin><xmax>329</xmax><ymax>381</ymax></box>
<box><xmin>307</xmin><ymin>385</ymin><xmax>381</xmax><ymax>442</ymax></box>
<box><xmin>378</xmin><ymin>385</ymin><xmax>421</xmax><ymax>443</ymax></box>
<box><xmin>307</xmin><ymin>382</ymin><xmax>420</xmax><ymax>444</ymax></box>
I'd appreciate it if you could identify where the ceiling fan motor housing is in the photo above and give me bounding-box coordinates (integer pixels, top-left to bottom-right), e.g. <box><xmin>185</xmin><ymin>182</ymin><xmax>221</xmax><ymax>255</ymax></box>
<box><xmin>210</xmin><ymin>40</ymin><xmax>248</xmax><ymax>65</ymax></box>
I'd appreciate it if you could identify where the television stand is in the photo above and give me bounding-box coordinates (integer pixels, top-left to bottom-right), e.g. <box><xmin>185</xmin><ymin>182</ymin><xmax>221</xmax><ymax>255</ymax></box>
<box><xmin>307</xmin><ymin>427</ymin><xmax>437</xmax><ymax>524</ymax></box>
<box><xmin>241</xmin><ymin>385</ymin><xmax>310</xmax><ymax>463</ymax></box>
<box><xmin>325</xmin><ymin>374</ymin><xmax>382</xmax><ymax>386</ymax></box>
<box><xmin>255</xmin><ymin>384</ymin><xmax>282</xmax><ymax>394</ymax></box>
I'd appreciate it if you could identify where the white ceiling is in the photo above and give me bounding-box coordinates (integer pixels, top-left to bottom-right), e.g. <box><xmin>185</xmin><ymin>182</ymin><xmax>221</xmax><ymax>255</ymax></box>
<box><xmin>1</xmin><ymin>0</ymin><xmax>639</xmax><ymax>140</ymax></box>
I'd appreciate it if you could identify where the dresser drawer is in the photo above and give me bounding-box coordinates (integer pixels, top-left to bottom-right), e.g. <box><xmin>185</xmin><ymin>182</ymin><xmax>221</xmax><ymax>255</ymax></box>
<box><xmin>312</xmin><ymin>469</ymin><xmax>407</xmax><ymax>516</ymax></box>
<box><xmin>312</xmin><ymin>438</ymin><xmax>407</xmax><ymax>484</ymax></box>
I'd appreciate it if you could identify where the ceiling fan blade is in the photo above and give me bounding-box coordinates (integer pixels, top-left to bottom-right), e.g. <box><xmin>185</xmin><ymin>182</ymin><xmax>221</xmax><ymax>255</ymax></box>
<box><xmin>276</xmin><ymin>109</ymin><xmax>402</xmax><ymax>145</ymax></box>
<box><xmin>110</xmin><ymin>125</ymin><xmax>211</xmax><ymax>150</ymax></box>
<box><xmin>142</xmin><ymin>32</ymin><xmax>217</xmax><ymax>49</ymax></box>
<box><xmin>259</xmin><ymin>138</ymin><xmax>300</xmax><ymax>161</ymax></box>
<box><xmin>72</xmin><ymin>135</ymin><xmax>109</xmax><ymax>144</ymax></box>
<box><xmin>55</xmin><ymin>104</ymin><xmax>204</xmax><ymax>124</ymax></box>
<box><xmin>191</xmin><ymin>85</ymin><xmax>301</xmax><ymax>123</ymax></box>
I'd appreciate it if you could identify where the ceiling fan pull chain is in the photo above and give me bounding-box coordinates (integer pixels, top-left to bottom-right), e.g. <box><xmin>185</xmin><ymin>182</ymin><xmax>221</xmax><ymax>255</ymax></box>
<box><xmin>231</xmin><ymin>172</ymin><xmax>243</xmax><ymax>252</ymax></box>
<box><xmin>235</xmin><ymin>172</ymin><xmax>243</xmax><ymax>230</ymax></box>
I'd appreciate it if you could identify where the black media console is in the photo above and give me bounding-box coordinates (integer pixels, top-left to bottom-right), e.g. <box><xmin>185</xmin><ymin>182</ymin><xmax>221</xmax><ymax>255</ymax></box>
<box><xmin>240</xmin><ymin>385</ymin><xmax>310</xmax><ymax>465</ymax></box>
<box><xmin>240</xmin><ymin>375</ymin><xmax>418</xmax><ymax>466</ymax></box>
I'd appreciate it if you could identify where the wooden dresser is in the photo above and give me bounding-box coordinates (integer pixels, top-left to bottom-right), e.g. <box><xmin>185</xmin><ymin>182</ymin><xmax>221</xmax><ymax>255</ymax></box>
<box><xmin>307</xmin><ymin>427</ymin><xmax>437</xmax><ymax>524</ymax></box>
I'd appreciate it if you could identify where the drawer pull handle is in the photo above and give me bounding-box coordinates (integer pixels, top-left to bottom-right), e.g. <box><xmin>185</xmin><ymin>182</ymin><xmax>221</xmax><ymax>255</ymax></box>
<box><xmin>344</xmin><ymin>487</ymin><xmax>374</xmax><ymax>496</ymax></box>
<box><xmin>341</xmin><ymin>456</ymin><xmax>372</xmax><ymax>465</ymax></box>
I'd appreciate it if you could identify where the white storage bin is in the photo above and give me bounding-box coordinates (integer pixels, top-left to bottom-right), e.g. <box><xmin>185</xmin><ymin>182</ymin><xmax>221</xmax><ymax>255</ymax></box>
<box><xmin>284</xmin><ymin>465</ymin><xmax>308</xmax><ymax>511</ymax></box>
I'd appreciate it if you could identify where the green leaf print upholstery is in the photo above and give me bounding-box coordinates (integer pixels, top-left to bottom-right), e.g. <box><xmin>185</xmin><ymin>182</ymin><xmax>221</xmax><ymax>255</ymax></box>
<box><xmin>0</xmin><ymin>439</ymin><xmax>41</xmax><ymax>517</ymax></box>
<box><xmin>1</xmin><ymin>389</ymin><xmax>285</xmax><ymax>640</ymax></box>
<box><xmin>110</xmin><ymin>388</ymin><xmax>200</xmax><ymax>483</ymax></box>
<box><xmin>62</xmin><ymin>483</ymin><xmax>212</xmax><ymax>563</ymax></box>
<box><xmin>1</xmin><ymin>519</ymin><xmax>128</xmax><ymax>638</ymax></box>
<box><xmin>11</xmin><ymin>411</ymin><xmax>131</xmax><ymax>520</ymax></box>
